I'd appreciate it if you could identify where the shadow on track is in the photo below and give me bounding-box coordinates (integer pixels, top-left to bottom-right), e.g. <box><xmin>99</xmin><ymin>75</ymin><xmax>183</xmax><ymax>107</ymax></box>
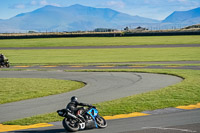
<box><xmin>12</xmin><ymin>128</ymin><xmax>97</xmax><ymax>133</ymax></box>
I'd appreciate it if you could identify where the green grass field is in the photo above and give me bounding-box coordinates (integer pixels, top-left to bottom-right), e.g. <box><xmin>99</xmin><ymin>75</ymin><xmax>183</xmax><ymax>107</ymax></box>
<box><xmin>0</xmin><ymin>35</ymin><xmax>200</xmax><ymax>47</ymax></box>
<box><xmin>1</xmin><ymin>47</ymin><xmax>200</xmax><ymax>65</ymax></box>
<box><xmin>0</xmin><ymin>78</ymin><xmax>85</xmax><ymax>104</ymax></box>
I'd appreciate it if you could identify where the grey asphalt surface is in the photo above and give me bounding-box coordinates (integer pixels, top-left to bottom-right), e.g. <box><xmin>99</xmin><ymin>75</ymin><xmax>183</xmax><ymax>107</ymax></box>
<box><xmin>11</xmin><ymin>64</ymin><xmax>200</xmax><ymax>70</ymax></box>
<box><xmin>0</xmin><ymin>71</ymin><xmax>182</xmax><ymax>123</ymax></box>
<box><xmin>1</xmin><ymin>70</ymin><xmax>199</xmax><ymax>133</ymax></box>
<box><xmin>7</xmin><ymin>109</ymin><xmax>200</xmax><ymax>133</ymax></box>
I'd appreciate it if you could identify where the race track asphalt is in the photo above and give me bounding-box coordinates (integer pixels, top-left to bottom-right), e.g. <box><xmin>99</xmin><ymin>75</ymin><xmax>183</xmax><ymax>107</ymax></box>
<box><xmin>0</xmin><ymin>71</ymin><xmax>182</xmax><ymax>123</ymax></box>
<box><xmin>8</xmin><ymin>109</ymin><xmax>200</xmax><ymax>133</ymax></box>
<box><xmin>2</xmin><ymin>70</ymin><xmax>198</xmax><ymax>133</ymax></box>
<box><xmin>1</xmin><ymin>44</ymin><xmax>200</xmax><ymax>50</ymax></box>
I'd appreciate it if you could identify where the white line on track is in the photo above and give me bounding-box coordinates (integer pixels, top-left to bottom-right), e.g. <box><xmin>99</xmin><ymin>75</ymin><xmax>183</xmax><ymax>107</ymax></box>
<box><xmin>142</xmin><ymin>127</ymin><xmax>197</xmax><ymax>132</ymax></box>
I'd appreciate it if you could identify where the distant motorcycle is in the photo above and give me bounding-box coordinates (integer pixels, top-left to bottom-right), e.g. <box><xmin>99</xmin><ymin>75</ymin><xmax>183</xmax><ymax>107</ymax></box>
<box><xmin>57</xmin><ymin>106</ymin><xmax>107</xmax><ymax>132</ymax></box>
<box><xmin>0</xmin><ymin>59</ymin><xmax>10</xmax><ymax>68</ymax></box>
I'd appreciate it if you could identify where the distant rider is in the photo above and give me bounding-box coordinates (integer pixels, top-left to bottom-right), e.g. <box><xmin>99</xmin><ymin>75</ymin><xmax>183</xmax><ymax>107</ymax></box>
<box><xmin>66</xmin><ymin>96</ymin><xmax>95</xmax><ymax>115</ymax></box>
<box><xmin>0</xmin><ymin>53</ymin><xmax>5</xmax><ymax>64</ymax></box>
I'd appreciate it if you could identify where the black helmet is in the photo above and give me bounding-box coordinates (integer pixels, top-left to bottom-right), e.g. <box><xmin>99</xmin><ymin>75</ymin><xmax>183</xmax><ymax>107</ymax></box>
<box><xmin>71</xmin><ymin>96</ymin><xmax>78</xmax><ymax>102</ymax></box>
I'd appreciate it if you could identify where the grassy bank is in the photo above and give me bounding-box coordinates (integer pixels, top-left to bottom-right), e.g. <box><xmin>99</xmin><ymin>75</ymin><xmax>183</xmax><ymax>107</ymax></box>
<box><xmin>3</xmin><ymin>69</ymin><xmax>200</xmax><ymax>125</ymax></box>
<box><xmin>0</xmin><ymin>35</ymin><xmax>200</xmax><ymax>47</ymax></box>
<box><xmin>96</xmin><ymin>69</ymin><xmax>200</xmax><ymax>116</ymax></box>
<box><xmin>0</xmin><ymin>78</ymin><xmax>85</xmax><ymax>104</ymax></box>
<box><xmin>1</xmin><ymin>47</ymin><xmax>200</xmax><ymax>65</ymax></box>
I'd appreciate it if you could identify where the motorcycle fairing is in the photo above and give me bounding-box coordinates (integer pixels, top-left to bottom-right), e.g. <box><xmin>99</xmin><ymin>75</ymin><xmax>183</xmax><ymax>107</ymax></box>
<box><xmin>87</xmin><ymin>108</ymin><xmax>98</xmax><ymax>128</ymax></box>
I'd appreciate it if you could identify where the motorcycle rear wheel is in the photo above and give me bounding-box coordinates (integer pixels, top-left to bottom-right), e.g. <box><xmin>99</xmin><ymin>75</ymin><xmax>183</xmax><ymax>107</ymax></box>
<box><xmin>6</xmin><ymin>63</ymin><xmax>10</xmax><ymax>68</ymax></box>
<box><xmin>62</xmin><ymin>118</ymin><xmax>79</xmax><ymax>132</ymax></box>
<box><xmin>95</xmin><ymin>116</ymin><xmax>107</xmax><ymax>128</ymax></box>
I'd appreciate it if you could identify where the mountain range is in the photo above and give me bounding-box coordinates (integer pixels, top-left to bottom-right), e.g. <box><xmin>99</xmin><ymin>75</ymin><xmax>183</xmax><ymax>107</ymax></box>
<box><xmin>0</xmin><ymin>5</ymin><xmax>200</xmax><ymax>33</ymax></box>
<box><xmin>162</xmin><ymin>7</ymin><xmax>200</xmax><ymax>24</ymax></box>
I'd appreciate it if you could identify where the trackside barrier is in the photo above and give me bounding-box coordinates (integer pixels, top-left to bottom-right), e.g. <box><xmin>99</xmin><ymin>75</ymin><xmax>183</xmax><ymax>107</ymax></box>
<box><xmin>0</xmin><ymin>31</ymin><xmax>200</xmax><ymax>39</ymax></box>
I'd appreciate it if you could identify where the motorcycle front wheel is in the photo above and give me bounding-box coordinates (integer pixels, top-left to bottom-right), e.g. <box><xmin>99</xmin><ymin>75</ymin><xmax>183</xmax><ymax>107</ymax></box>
<box><xmin>62</xmin><ymin>118</ymin><xmax>79</xmax><ymax>132</ymax></box>
<box><xmin>95</xmin><ymin>116</ymin><xmax>107</xmax><ymax>128</ymax></box>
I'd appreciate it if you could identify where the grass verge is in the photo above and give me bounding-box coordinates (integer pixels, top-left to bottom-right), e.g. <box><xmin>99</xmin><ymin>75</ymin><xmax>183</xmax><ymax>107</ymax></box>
<box><xmin>0</xmin><ymin>35</ymin><xmax>200</xmax><ymax>47</ymax></box>
<box><xmin>95</xmin><ymin>69</ymin><xmax>200</xmax><ymax>116</ymax></box>
<box><xmin>3</xmin><ymin>69</ymin><xmax>200</xmax><ymax>125</ymax></box>
<box><xmin>0</xmin><ymin>78</ymin><xmax>85</xmax><ymax>104</ymax></box>
<box><xmin>1</xmin><ymin>47</ymin><xmax>200</xmax><ymax>65</ymax></box>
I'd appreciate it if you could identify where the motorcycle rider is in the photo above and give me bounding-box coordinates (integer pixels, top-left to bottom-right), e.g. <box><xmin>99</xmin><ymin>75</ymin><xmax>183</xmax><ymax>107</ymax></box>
<box><xmin>0</xmin><ymin>53</ymin><xmax>4</xmax><ymax>61</ymax></box>
<box><xmin>66</xmin><ymin>96</ymin><xmax>95</xmax><ymax>115</ymax></box>
<box><xmin>0</xmin><ymin>53</ymin><xmax>5</xmax><ymax>65</ymax></box>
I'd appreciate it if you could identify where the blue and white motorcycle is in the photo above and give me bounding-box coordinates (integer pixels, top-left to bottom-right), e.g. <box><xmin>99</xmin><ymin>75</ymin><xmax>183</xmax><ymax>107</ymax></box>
<box><xmin>57</xmin><ymin>106</ymin><xmax>107</xmax><ymax>132</ymax></box>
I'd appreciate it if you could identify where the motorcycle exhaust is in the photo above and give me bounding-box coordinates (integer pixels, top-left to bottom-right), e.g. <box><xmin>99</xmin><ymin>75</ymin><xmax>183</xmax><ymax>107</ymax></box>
<box><xmin>57</xmin><ymin>109</ymin><xmax>78</xmax><ymax>119</ymax></box>
<box><xmin>68</xmin><ymin>112</ymin><xmax>78</xmax><ymax>119</ymax></box>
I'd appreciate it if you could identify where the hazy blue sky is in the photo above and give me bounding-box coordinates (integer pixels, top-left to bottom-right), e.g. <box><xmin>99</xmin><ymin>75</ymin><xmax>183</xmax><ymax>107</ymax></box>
<box><xmin>0</xmin><ymin>0</ymin><xmax>200</xmax><ymax>20</ymax></box>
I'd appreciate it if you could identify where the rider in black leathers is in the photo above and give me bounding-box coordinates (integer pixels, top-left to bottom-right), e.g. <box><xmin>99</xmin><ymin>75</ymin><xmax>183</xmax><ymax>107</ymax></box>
<box><xmin>66</xmin><ymin>96</ymin><xmax>95</xmax><ymax>115</ymax></box>
<box><xmin>0</xmin><ymin>54</ymin><xmax>4</xmax><ymax>64</ymax></box>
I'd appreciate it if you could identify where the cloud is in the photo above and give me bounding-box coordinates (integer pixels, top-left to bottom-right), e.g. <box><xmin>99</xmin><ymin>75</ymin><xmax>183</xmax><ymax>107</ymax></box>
<box><xmin>167</xmin><ymin>0</ymin><xmax>196</xmax><ymax>4</ymax></box>
<box><xmin>9</xmin><ymin>4</ymin><xmax>26</xmax><ymax>9</ymax></box>
<box><xmin>40</xmin><ymin>0</ymin><xmax>48</xmax><ymax>6</ymax></box>
<box><xmin>30</xmin><ymin>0</ymin><xmax>37</xmax><ymax>6</ymax></box>
<box><xmin>39</xmin><ymin>0</ymin><xmax>61</xmax><ymax>7</ymax></box>
<box><xmin>10</xmin><ymin>0</ymin><xmax>61</xmax><ymax>9</ymax></box>
<box><xmin>106</xmin><ymin>1</ymin><xmax>125</xmax><ymax>9</ymax></box>
<box><xmin>168</xmin><ymin>0</ymin><xmax>187</xmax><ymax>2</ymax></box>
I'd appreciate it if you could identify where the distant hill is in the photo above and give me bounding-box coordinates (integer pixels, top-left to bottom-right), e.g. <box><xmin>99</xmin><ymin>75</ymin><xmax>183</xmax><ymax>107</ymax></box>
<box><xmin>0</xmin><ymin>4</ymin><xmax>159</xmax><ymax>33</ymax></box>
<box><xmin>183</xmin><ymin>24</ymin><xmax>200</xmax><ymax>29</ymax></box>
<box><xmin>162</xmin><ymin>7</ymin><xmax>200</xmax><ymax>25</ymax></box>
